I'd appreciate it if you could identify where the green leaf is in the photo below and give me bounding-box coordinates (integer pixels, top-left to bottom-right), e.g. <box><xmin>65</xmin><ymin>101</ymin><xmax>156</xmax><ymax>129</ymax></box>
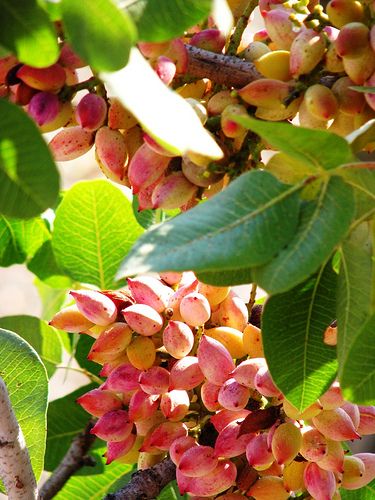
<box><xmin>350</xmin><ymin>86</ymin><xmax>375</xmax><ymax>93</ymax></box>
<box><xmin>341</xmin><ymin>479</ymin><xmax>375</xmax><ymax>499</ymax></box>
<box><xmin>75</xmin><ymin>334</ymin><xmax>102</xmax><ymax>378</ymax></box>
<box><xmin>339</xmin><ymin>165</ymin><xmax>375</xmax><ymax>221</ymax></box>
<box><xmin>101</xmin><ymin>48</ymin><xmax>223</xmax><ymax>159</ymax></box>
<box><xmin>45</xmin><ymin>384</ymin><xmax>97</xmax><ymax>471</ymax></box>
<box><xmin>265</xmin><ymin>152</ymin><xmax>316</xmax><ymax>184</ymax></box>
<box><xmin>234</xmin><ymin>116</ymin><xmax>355</xmax><ymax>171</ymax></box>
<box><xmin>61</xmin><ymin>0</ymin><xmax>136</xmax><ymax>71</ymax></box>
<box><xmin>117</xmin><ymin>170</ymin><xmax>301</xmax><ymax>277</ymax></box>
<box><xmin>54</xmin><ymin>449</ymin><xmax>134</xmax><ymax>499</ymax></box>
<box><xmin>158</xmin><ymin>481</ymin><xmax>188</xmax><ymax>499</ymax></box>
<box><xmin>0</xmin><ymin>215</ymin><xmax>50</xmax><ymax>267</ymax></box>
<box><xmin>197</xmin><ymin>268</ymin><xmax>253</xmax><ymax>286</ymax></box>
<box><xmin>52</xmin><ymin>180</ymin><xmax>143</xmax><ymax>289</ymax></box>
<box><xmin>0</xmin><ymin>100</ymin><xmax>59</xmax><ymax>218</ymax></box>
<box><xmin>253</xmin><ymin>176</ymin><xmax>355</xmax><ymax>294</ymax></box>
<box><xmin>0</xmin><ymin>328</ymin><xmax>48</xmax><ymax>483</ymax></box>
<box><xmin>337</xmin><ymin>222</ymin><xmax>375</xmax><ymax>378</ymax></box>
<box><xmin>28</xmin><ymin>240</ymin><xmax>72</xmax><ymax>287</ymax></box>
<box><xmin>262</xmin><ymin>263</ymin><xmax>338</xmax><ymax>411</ymax></box>
<box><xmin>132</xmin><ymin>195</ymin><xmax>157</xmax><ymax>229</ymax></box>
<box><xmin>0</xmin><ymin>316</ymin><xmax>62</xmax><ymax>377</ymax></box>
<box><xmin>0</xmin><ymin>0</ymin><xmax>59</xmax><ymax>67</ymax></box>
<box><xmin>341</xmin><ymin>313</ymin><xmax>375</xmax><ymax>404</ymax></box>
<box><xmin>34</xmin><ymin>278</ymin><xmax>69</xmax><ymax>324</ymax></box>
<box><xmin>126</xmin><ymin>0</ymin><xmax>211</xmax><ymax>41</ymax></box>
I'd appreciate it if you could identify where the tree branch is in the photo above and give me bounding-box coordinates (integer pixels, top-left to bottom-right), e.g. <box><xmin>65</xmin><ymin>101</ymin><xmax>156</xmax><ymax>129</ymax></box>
<box><xmin>38</xmin><ymin>420</ymin><xmax>96</xmax><ymax>500</ymax></box>
<box><xmin>0</xmin><ymin>377</ymin><xmax>37</xmax><ymax>500</ymax></box>
<box><xmin>186</xmin><ymin>44</ymin><xmax>261</xmax><ymax>88</ymax></box>
<box><xmin>104</xmin><ymin>458</ymin><xmax>176</xmax><ymax>500</ymax></box>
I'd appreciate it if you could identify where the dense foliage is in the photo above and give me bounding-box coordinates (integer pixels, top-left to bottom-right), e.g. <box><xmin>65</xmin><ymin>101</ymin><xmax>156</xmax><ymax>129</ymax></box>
<box><xmin>0</xmin><ymin>0</ymin><xmax>374</xmax><ymax>498</ymax></box>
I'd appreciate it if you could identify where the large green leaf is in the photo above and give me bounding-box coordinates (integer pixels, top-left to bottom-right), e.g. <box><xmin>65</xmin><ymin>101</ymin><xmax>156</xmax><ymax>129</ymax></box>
<box><xmin>158</xmin><ymin>481</ymin><xmax>188</xmax><ymax>499</ymax></box>
<box><xmin>0</xmin><ymin>328</ymin><xmax>48</xmax><ymax>485</ymax></box>
<box><xmin>235</xmin><ymin>116</ymin><xmax>355</xmax><ymax>171</ymax></box>
<box><xmin>126</xmin><ymin>0</ymin><xmax>211</xmax><ymax>41</ymax></box>
<box><xmin>337</xmin><ymin>222</ymin><xmax>375</xmax><ymax>378</ymax></box>
<box><xmin>61</xmin><ymin>0</ymin><xmax>136</xmax><ymax>71</ymax></box>
<box><xmin>101</xmin><ymin>48</ymin><xmax>223</xmax><ymax>159</ymax></box>
<box><xmin>117</xmin><ymin>171</ymin><xmax>301</xmax><ymax>277</ymax></box>
<box><xmin>262</xmin><ymin>263</ymin><xmax>338</xmax><ymax>411</ymax></box>
<box><xmin>0</xmin><ymin>100</ymin><xmax>59</xmax><ymax>218</ymax></box>
<box><xmin>0</xmin><ymin>215</ymin><xmax>50</xmax><ymax>267</ymax></box>
<box><xmin>197</xmin><ymin>268</ymin><xmax>253</xmax><ymax>286</ymax></box>
<box><xmin>341</xmin><ymin>313</ymin><xmax>375</xmax><ymax>404</ymax></box>
<box><xmin>28</xmin><ymin>240</ymin><xmax>71</xmax><ymax>287</ymax></box>
<box><xmin>0</xmin><ymin>0</ymin><xmax>59</xmax><ymax>67</ymax></box>
<box><xmin>253</xmin><ymin>176</ymin><xmax>355</xmax><ymax>294</ymax></box>
<box><xmin>45</xmin><ymin>384</ymin><xmax>97</xmax><ymax>471</ymax></box>
<box><xmin>339</xmin><ymin>165</ymin><xmax>375</xmax><ymax>221</ymax></box>
<box><xmin>52</xmin><ymin>180</ymin><xmax>143</xmax><ymax>289</ymax></box>
<box><xmin>0</xmin><ymin>316</ymin><xmax>62</xmax><ymax>377</ymax></box>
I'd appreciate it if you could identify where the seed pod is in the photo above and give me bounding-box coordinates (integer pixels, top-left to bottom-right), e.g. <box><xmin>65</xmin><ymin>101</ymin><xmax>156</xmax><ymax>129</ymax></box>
<box><xmin>244</xmin><ymin>41</ymin><xmax>271</xmax><ymax>62</ymax></box>
<box><xmin>303</xmin><ymin>462</ymin><xmax>336</xmax><ymax>500</ymax></box>
<box><xmin>137</xmin><ymin>451</ymin><xmax>165</xmax><ymax>470</ymax></box>
<box><xmin>139</xmin><ymin>366</ymin><xmax>170</xmax><ymax>396</ymax></box>
<box><xmin>127</xmin><ymin>276</ymin><xmax>172</xmax><ymax>313</ymax></box>
<box><xmin>238</xmin><ymin>79</ymin><xmax>292</xmax><ymax>109</ymax></box>
<box><xmin>197</xmin><ymin>335</ymin><xmax>235</xmax><ymax>385</ymax></box>
<box><xmin>28</xmin><ymin>92</ymin><xmax>60</xmax><ymax>126</ymax></box>
<box><xmin>336</xmin><ymin>22</ymin><xmax>370</xmax><ymax>59</ymax></box>
<box><xmin>49</xmin><ymin>304</ymin><xmax>94</xmax><ymax>332</ymax></box>
<box><xmin>176</xmin><ymin>460</ymin><xmax>237</xmax><ymax>497</ymax></box>
<box><xmin>283</xmin><ymin>460</ymin><xmax>307</xmax><ymax>493</ymax></box>
<box><xmin>290</xmin><ymin>29</ymin><xmax>326</xmax><ymax>77</ymax></box>
<box><xmin>254</xmin><ymin>366</ymin><xmax>281</xmax><ymax>398</ymax></box>
<box><xmin>342</xmin><ymin>455</ymin><xmax>366</xmax><ymax>489</ymax></box>
<box><xmin>40</xmin><ymin>101</ymin><xmax>73</xmax><ymax>133</ymax></box>
<box><xmin>135</xmin><ymin>410</ymin><xmax>165</xmax><ymax>437</ymax></box>
<box><xmin>138</xmin><ymin>41</ymin><xmax>170</xmax><ymax>58</ymax></box>
<box><xmin>160</xmin><ymin>389</ymin><xmax>190</xmax><ymax>421</ymax></box>
<box><xmin>246</xmin><ymin>433</ymin><xmax>274</xmax><ymax>470</ymax></box>
<box><xmin>76</xmin><ymin>388</ymin><xmax>122</xmax><ymax>417</ymax></box>
<box><xmin>105</xmin><ymin>433</ymin><xmax>137</xmax><ymax>464</ymax></box>
<box><xmin>179</xmin><ymin>292</ymin><xmax>211</xmax><ymax>326</ymax></box>
<box><xmin>304</xmin><ymin>84</ymin><xmax>338</xmax><ymax>120</ymax></box>
<box><xmin>218</xmin><ymin>377</ymin><xmax>250</xmax><ymax>411</ymax></box>
<box><xmin>128</xmin><ymin>389</ymin><xmax>159</xmax><ymax>421</ymax></box>
<box><xmin>326</xmin><ymin>0</ymin><xmax>364</xmax><ymax>28</ymax></box>
<box><xmin>341</xmin><ymin>402</ymin><xmax>360</xmax><ymax>429</ymax></box>
<box><xmin>232</xmin><ymin>358</ymin><xmax>265</xmax><ymax>388</ymax></box>
<box><xmin>140</xmin><ymin>421</ymin><xmax>188</xmax><ymax>452</ymax></box>
<box><xmin>190</xmin><ymin>29</ymin><xmax>226</xmax><ymax>53</ymax></box>
<box><xmin>283</xmin><ymin>398</ymin><xmax>322</xmax><ymax>420</ymax></box>
<box><xmin>164</xmin><ymin>38</ymin><xmax>188</xmax><ymax>74</ymax></box>
<box><xmin>357</xmin><ymin>405</ymin><xmax>375</xmax><ymax>435</ymax></box>
<box><xmin>211</xmin><ymin>290</ymin><xmax>248</xmax><ymax>331</ymax></box>
<box><xmin>207</xmin><ymin>90</ymin><xmax>239</xmax><ymax>116</ymax></box>
<box><xmin>167</xmin><ymin>278</ymin><xmax>199</xmax><ymax>321</ymax></box>
<box><xmin>324</xmin><ymin>42</ymin><xmax>345</xmax><ymax>73</ymax></box>
<box><xmin>248</xmin><ymin>476</ymin><xmax>289</xmax><ymax>500</ymax></box>
<box><xmin>0</xmin><ymin>55</ymin><xmax>18</xmax><ymax>85</ymax></box>
<box><xmin>204</xmin><ymin>326</ymin><xmax>246</xmax><ymax>359</ymax></box>
<box><xmin>272</xmin><ymin>423</ymin><xmax>302</xmax><ymax>465</ymax></box>
<box><xmin>102</xmin><ymin>363</ymin><xmax>141</xmax><ymax>392</ymax></box>
<box><xmin>181</xmin><ymin>157</ymin><xmax>223</xmax><ymax>188</ymax></box>
<box><xmin>151</xmin><ymin>172</ymin><xmax>198</xmax><ymax>210</ymax></box>
<box><xmin>91</xmin><ymin>409</ymin><xmax>133</xmax><ymax>442</ymax></box>
<box><xmin>95</xmin><ymin>126</ymin><xmax>128</xmax><ymax>184</ymax></box>
<box><xmin>179</xmin><ymin>445</ymin><xmax>218</xmax><ymax>477</ymax></box>
<box><xmin>169</xmin><ymin>356</ymin><xmax>204</xmax><ymax>390</ymax></box>
<box><xmin>319</xmin><ymin>382</ymin><xmax>344</xmax><ymax>410</ymax></box>
<box><xmin>163</xmin><ymin>321</ymin><xmax>194</xmax><ymax>359</ymax></box>
<box><xmin>343</xmin><ymin>47</ymin><xmax>375</xmax><ymax>85</ymax></box>
<box><xmin>126</xmin><ymin>336</ymin><xmax>156</xmax><ymax>370</ymax></box>
<box><xmin>160</xmin><ymin>271</ymin><xmax>182</xmax><ymax>286</ymax></box>
<box><xmin>201</xmin><ymin>381</ymin><xmax>222</xmax><ymax>412</ymax></box>
<box><xmin>255</xmin><ymin>50</ymin><xmax>291</xmax><ymax>81</ymax></box>
<box><xmin>70</xmin><ymin>290</ymin><xmax>117</xmax><ymax>326</ymax></box>
<box><xmin>347</xmin><ymin>453</ymin><xmax>375</xmax><ymax>489</ymax></box>
<box><xmin>49</xmin><ymin>126</ymin><xmax>94</xmax><ymax>161</ymax></box>
<box><xmin>108</xmin><ymin>97</ymin><xmax>137</xmax><ymax>130</ymax></box>
<box><xmin>242</xmin><ymin>323</ymin><xmax>264</xmax><ymax>358</ymax></box>
<box><xmin>169</xmin><ymin>436</ymin><xmax>198</xmax><ymax>465</ymax></box>
<box><xmin>255</xmin><ymin>97</ymin><xmax>301</xmax><ymax>122</ymax></box>
<box><xmin>221</xmin><ymin>103</ymin><xmax>248</xmax><ymax>139</ymax></box>
<box><xmin>122</xmin><ymin>303</ymin><xmax>163</xmax><ymax>336</ymax></box>
<box><xmin>76</xmin><ymin>93</ymin><xmax>107</xmax><ymax>131</ymax></box>
<box><xmin>312</xmin><ymin>408</ymin><xmax>361</xmax><ymax>441</ymax></box>
<box><xmin>128</xmin><ymin>143</ymin><xmax>171</xmax><ymax>194</ymax></box>
<box><xmin>153</xmin><ymin>56</ymin><xmax>176</xmax><ymax>86</ymax></box>
<box><xmin>300</xmin><ymin>427</ymin><xmax>328</xmax><ymax>462</ymax></box>
<box><xmin>198</xmin><ymin>283</ymin><xmax>230</xmax><ymax>306</ymax></box>
<box><xmin>262</xmin><ymin>9</ymin><xmax>300</xmax><ymax>50</ymax></box>
<box><xmin>331</xmin><ymin>76</ymin><xmax>365</xmax><ymax>115</ymax></box>
<box><xmin>17</xmin><ymin>63</ymin><xmax>66</xmax><ymax>91</ymax></box>
<box><xmin>59</xmin><ymin>43</ymin><xmax>86</xmax><ymax>68</ymax></box>
<box><xmin>88</xmin><ymin>323</ymin><xmax>133</xmax><ymax>363</ymax></box>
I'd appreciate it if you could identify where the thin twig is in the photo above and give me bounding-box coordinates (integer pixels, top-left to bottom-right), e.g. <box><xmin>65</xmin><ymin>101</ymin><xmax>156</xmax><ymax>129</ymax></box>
<box><xmin>0</xmin><ymin>377</ymin><xmax>37</xmax><ymax>500</ymax></box>
<box><xmin>247</xmin><ymin>283</ymin><xmax>258</xmax><ymax>315</ymax></box>
<box><xmin>104</xmin><ymin>458</ymin><xmax>176</xmax><ymax>500</ymax></box>
<box><xmin>39</xmin><ymin>420</ymin><xmax>96</xmax><ymax>500</ymax></box>
<box><xmin>227</xmin><ymin>0</ymin><xmax>259</xmax><ymax>56</ymax></box>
